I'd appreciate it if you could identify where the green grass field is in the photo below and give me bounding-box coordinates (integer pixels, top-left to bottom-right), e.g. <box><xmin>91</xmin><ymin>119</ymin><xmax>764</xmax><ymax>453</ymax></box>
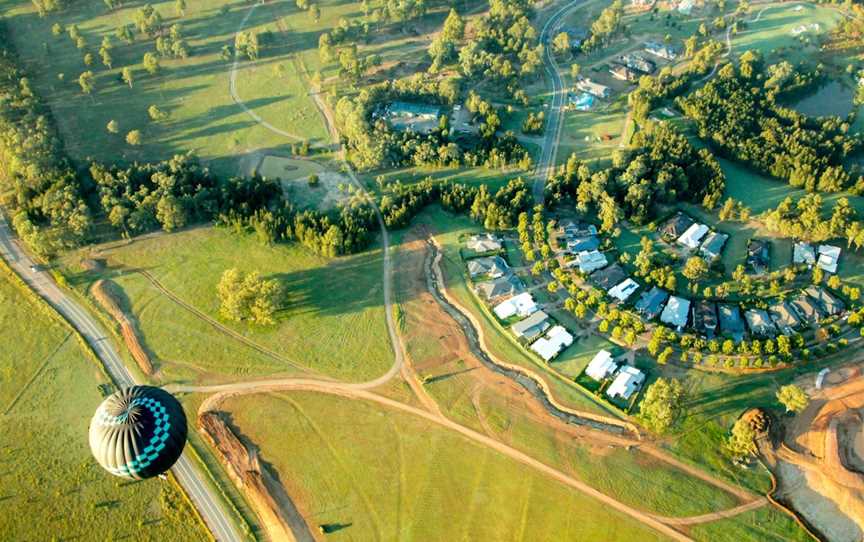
<box><xmin>729</xmin><ymin>3</ymin><xmax>843</xmax><ymax>64</ymax></box>
<box><xmin>0</xmin><ymin>271</ymin><xmax>207</xmax><ymax>541</ymax></box>
<box><xmin>2</xmin><ymin>0</ymin><xmax>341</xmax><ymax>176</ymax></box>
<box><xmin>61</xmin><ymin>226</ymin><xmax>392</xmax><ymax>383</ymax></box>
<box><xmin>223</xmin><ymin>390</ymin><xmax>672</xmax><ymax>541</ymax></box>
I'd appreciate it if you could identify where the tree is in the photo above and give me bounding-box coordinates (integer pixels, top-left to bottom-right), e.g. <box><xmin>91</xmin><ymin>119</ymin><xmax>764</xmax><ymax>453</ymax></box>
<box><xmin>174</xmin><ymin>0</ymin><xmax>186</xmax><ymax>16</ymax></box>
<box><xmin>106</xmin><ymin>119</ymin><xmax>119</xmax><ymax>133</ymax></box>
<box><xmin>121</xmin><ymin>66</ymin><xmax>134</xmax><ymax>88</ymax></box>
<box><xmin>78</xmin><ymin>71</ymin><xmax>95</xmax><ymax>95</ymax></box>
<box><xmin>598</xmin><ymin>194</ymin><xmax>620</xmax><ymax>233</ymax></box>
<box><xmin>727</xmin><ymin>416</ymin><xmax>758</xmax><ymax>458</ymax></box>
<box><xmin>682</xmin><ymin>256</ymin><xmax>708</xmax><ymax>282</ymax></box>
<box><xmin>310</xmin><ymin>4</ymin><xmax>320</xmax><ymax>21</ymax></box>
<box><xmin>156</xmin><ymin>194</ymin><xmax>187</xmax><ymax>232</ymax></box>
<box><xmin>638</xmin><ymin>378</ymin><xmax>684</xmax><ymax>433</ymax></box>
<box><xmin>776</xmin><ymin>384</ymin><xmax>809</xmax><ymax>413</ymax></box>
<box><xmin>570</xmin><ymin>63</ymin><xmax>581</xmax><ymax>80</ymax></box>
<box><xmin>143</xmin><ymin>52</ymin><xmax>160</xmax><ymax>75</ymax></box>
<box><xmin>83</xmin><ymin>52</ymin><xmax>94</xmax><ymax>67</ymax></box>
<box><xmin>552</xmin><ymin>32</ymin><xmax>571</xmax><ymax>55</ymax></box>
<box><xmin>126</xmin><ymin>129</ymin><xmax>142</xmax><ymax>145</ymax></box>
<box><xmin>217</xmin><ymin>268</ymin><xmax>283</xmax><ymax>325</ymax></box>
<box><xmin>100</xmin><ymin>47</ymin><xmax>113</xmax><ymax>69</ymax></box>
<box><xmin>148</xmin><ymin>104</ymin><xmax>167</xmax><ymax>121</ymax></box>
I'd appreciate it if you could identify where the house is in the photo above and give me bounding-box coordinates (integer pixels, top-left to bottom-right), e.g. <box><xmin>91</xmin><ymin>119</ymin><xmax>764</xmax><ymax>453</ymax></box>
<box><xmin>585</xmin><ymin>349</ymin><xmax>617</xmax><ymax>381</ymax></box>
<box><xmin>635</xmin><ymin>287</ymin><xmax>669</xmax><ymax>320</ymax></box>
<box><xmin>661</xmin><ymin>296</ymin><xmax>691</xmax><ymax>329</ymax></box>
<box><xmin>805</xmin><ymin>286</ymin><xmax>845</xmax><ymax>316</ymax></box>
<box><xmin>718</xmin><ymin>304</ymin><xmax>745</xmax><ymax>340</ymax></box>
<box><xmin>620</xmin><ymin>53</ymin><xmax>655</xmax><ymax>74</ymax></box>
<box><xmin>692</xmin><ymin>300</ymin><xmax>718</xmax><ymax>337</ymax></box>
<box><xmin>610</xmin><ymin>64</ymin><xmax>641</xmax><ymax>82</ymax></box>
<box><xmin>466</xmin><ymin>233</ymin><xmax>502</xmax><ymax>253</ymax></box>
<box><xmin>530</xmin><ymin>326</ymin><xmax>574</xmax><ymax>362</ymax></box>
<box><xmin>570</xmin><ymin>250</ymin><xmax>608</xmax><ymax>273</ymax></box>
<box><xmin>476</xmin><ymin>274</ymin><xmax>524</xmax><ymax>302</ymax></box>
<box><xmin>746</xmin><ymin>239</ymin><xmax>770</xmax><ymax>274</ymax></box>
<box><xmin>449</xmin><ymin>104</ymin><xmax>477</xmax><ymax>135</ymax></box>
<box><xmin>700</xmin><ymin>232</ymin><xmax>729</xmax><ymax>260</ymax></box>
<box><xmin>644</xmin><ymin>41</ymin><xmax>679</xmax><ymax>60</ymax></box>
<box><xmin>511</xmin><ymin>310</ymin><xmax>551</xmax><ymax>341</ymax></box>
<box><xmin>745</xmin><ymin>308</ymin><xmax>777</xmax><ymax>337</ymax></box>
<box><xmin>660</xmin><ymin>212</ymin><xmax>694</xmax><ymax>240</ymax></box>
<box><xmin>566</xmin><ymin>235</ymin><xmax>600</xmax><ymax>253</ymax></box>
<box><xmin>607</xmin><ymin>366</ymin><xmax>645</xmax><ymax>401</ymax></box>
<box><xmin>769</xmin><ymin>300</ymin><xmax>801</xmax><ymax>334</ymax></box>
<box><xmin>467</xmin><ymin>256</ymin><xmax>509</xmax><ymax>279</ymax></box>
<box><xmin>493</xmin><ymin>292</ymin><xmax>537</xmax><ymax>320</ymax></box>
<box><xmin>793</xmin><ymin>242</ymin><xmax>816</xmax><ymax>266</ymax></box>
<box><xmin>677</xmin><ymin>223</ymin><xmax>710</xmax><ymax>250</ymax></box>
<box><xmin>817</xmin><ymin>245</ymin><xmax>842</xmax><ymax>274</ymax></box>
<box><xmin>384</xmin><ymin>101</ymin><xmax>442</xmax><ymax>134</ymax></box>
<box><xmin>791</xmin><ymin>293</ymin><xmax>825</xmax><ymax>325</ymax></box>
<box><xmin>591</xmin><ymin>264</ymin><xmax>628</xmax><ymax>292</ymax></box>
<box><xmin>561</xmin><ymin>221</ymin><xmax>598</xmax><ymax>237</ymax></box>
<box><xmin>608</xmin><ymin>278</ymin><xmax>640</xmax><ymax>303</ymax></box>
<box><xmin>576</xmin><ymin>78</ymin><xmax>612</xmax><ymax>99</ymax></box>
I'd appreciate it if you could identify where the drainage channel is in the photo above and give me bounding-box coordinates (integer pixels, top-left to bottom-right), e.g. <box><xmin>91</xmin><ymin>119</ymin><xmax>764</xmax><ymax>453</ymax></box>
<box><xmin>424</xmin><ymin>240</ymin><xmax>629</xmax><ymax>435</ymax></box>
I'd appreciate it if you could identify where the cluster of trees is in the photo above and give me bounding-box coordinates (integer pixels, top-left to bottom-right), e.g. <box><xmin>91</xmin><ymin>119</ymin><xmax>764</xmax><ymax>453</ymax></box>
<box><xmin>638</xmin><ymin>377</ymin><xmax>684</xmax><ymax>434</ymax></box>
<box><xmin>456</xmin><ymin>0</ymin><xmax>544</xmax><ymax>93</ymax></box>
<box><xmin>217</xmin><ymin>268</ymin><xmax>283</xmax><ymax>325</ymax></box>
<box><xmin>333</xmin><ymin>75</ymin><xmax>530</xmax><ymax>171</ymax></box>
<box><xmin>379</xmin><ymin>176</ymin><xmax>532</xmax><ymax>232</ymax></box>
<box><xmin>679</xmin><ymin>56</ymin><xmax>863</xmax><ymax>194</ymax></box>
<box><xmin>763</xmin><ymin>193</ymin><xmax>862</xmax><ymax>244</ymax></box>
<box><xmin>0</xmin><ymin>25</ymin><xmax>92</xmax><ymax>256</ymax></box>
<box><xmin>544</xmin><ymin>122</ymin><xmax>725</xmax><ymax>224</ymax></box>
<box><xmin>428</xmin><ymin>8</ymin><xmax>465</xmax><ymax>72</ymax></box>
<box><xmin>521</xmin><ymin>110</ymin><xmax>545</xmax><ymax>134</ymax></box>
<box><xmin>580</xmin><ymin>0</ymin><xmax>623</xmax><ymax>53</ymax></box>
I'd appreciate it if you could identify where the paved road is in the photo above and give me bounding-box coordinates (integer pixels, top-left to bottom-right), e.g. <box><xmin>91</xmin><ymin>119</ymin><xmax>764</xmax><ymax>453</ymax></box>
<box><xmin>0</xmin><ymin>215</ymin><xmax>244</xmax><ymax>542</ymax></box>
<box><xmin>534</xmin><ymin>0</ymin><xmax>589</xmax><ymax>204</ymax></box>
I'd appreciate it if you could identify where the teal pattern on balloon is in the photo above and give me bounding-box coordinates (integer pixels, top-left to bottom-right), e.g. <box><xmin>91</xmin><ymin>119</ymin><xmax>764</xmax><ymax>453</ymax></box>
<box><xmin>89</xmin><ymin>385</ymin><xmax>188</xmax><ymax>480</ymax></box>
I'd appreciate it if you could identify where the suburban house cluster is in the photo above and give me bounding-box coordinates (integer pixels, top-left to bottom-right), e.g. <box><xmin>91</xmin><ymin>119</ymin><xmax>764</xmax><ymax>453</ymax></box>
<box><xmin>466</xmin><ymin>234</ymin><xmax>575</xmax><ymax>363</ymax></box>
<box><xmin>374</xmin><ymin>101</ymin><xmax>477</xmax><ymax>136</ymax></box>
<box><xmin>585</xmin><ymin>349</ymin><xmax>645</xmax><ymax>402</ymax></box>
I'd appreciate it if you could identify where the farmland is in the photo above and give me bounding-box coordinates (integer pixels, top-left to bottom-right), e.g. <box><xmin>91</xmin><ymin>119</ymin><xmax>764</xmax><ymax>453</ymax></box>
<box><xmin>0</xmin><ymin>270</ymin><xmax>207</xmax><ymax>541</ymax></box>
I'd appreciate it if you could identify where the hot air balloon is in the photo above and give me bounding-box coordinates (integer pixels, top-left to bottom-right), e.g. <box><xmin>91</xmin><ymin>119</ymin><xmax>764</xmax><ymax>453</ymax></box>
<box><xmin>89</xmin><ymin>385</ymin><xmax>187</xmax><ymax>480</ymax></box>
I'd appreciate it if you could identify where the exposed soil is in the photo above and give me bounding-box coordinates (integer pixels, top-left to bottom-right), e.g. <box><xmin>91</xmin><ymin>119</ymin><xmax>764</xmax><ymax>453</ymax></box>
<box><xmin>90</xmin><ymin>278</ymin><xmax>154</xmax><ymax>376</ymax></box>
<box><xmin>199</xmin><ymin>411</ymin><xmax>315</xmax><ymax>542</ymax></box>
<box><xmin>764</xmin><ymin>363</ymin><xmax>864</xmax><ymax>541</ymax></box>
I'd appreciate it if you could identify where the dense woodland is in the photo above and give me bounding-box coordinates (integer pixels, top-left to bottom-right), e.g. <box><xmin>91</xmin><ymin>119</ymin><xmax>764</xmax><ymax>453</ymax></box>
<box><xmin>679</xmin><ymin>56</ymin><xmax>863</xmax><ymax>194</ymax></box>
<box><xmin>544</xmin><ymin>121</ymin><xmax>725</xmax><ymax>223</ymax></box>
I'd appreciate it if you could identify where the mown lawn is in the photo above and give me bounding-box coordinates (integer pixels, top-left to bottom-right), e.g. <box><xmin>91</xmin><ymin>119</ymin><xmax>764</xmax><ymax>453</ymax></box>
<box><xmin>0</xmin><ymin>272</ymin><xmax>207</xmax><ymax>541</ymax></box>
<box><xmin>61</xmin><ymin>226</ymin><xmax>392</xmax><ymax>383</ymax></box>
<box><xmin>223</xmin><ymin>390</ymin><xmax>672</xmax><ymax>541</ymax></box>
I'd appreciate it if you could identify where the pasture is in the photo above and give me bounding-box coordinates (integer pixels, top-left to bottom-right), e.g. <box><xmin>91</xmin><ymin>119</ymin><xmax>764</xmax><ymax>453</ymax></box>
<box><xmin>223</xmin><ymin>390</ymin><xmax>672</xmax><ymax>541</ymax></box>
<box><xmin>60</xmin><ymin>225</ymin><xmax>393</xmax><ymax>383</ymax></box>
<box><xmin>2</xmin><ymin>0</ymin><xmax>337</xmax><ymax>176</ymax></box>
<box><xmin>0</xmin><ymin>272</ymin><xmax>207</xmax><ymax>541</ymax></box>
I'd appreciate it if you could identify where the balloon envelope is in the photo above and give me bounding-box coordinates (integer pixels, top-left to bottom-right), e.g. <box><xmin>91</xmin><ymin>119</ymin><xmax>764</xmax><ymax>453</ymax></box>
<box><xmin>89</xmin><ymin>385</ymin><xmax>187</xmax><ymax>480</ymax></box>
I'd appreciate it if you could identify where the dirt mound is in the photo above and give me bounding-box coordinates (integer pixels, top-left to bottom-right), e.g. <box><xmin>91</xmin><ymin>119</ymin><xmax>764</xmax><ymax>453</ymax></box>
<box><xmin>90</xmin><ymin>279</ymin><xmax>154</xmax><ymax>376</ymax></box>
<box><xmin>199</xmin><ymin>411</ymin><xmax>308</xmax><ymax>542</ymax></box>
